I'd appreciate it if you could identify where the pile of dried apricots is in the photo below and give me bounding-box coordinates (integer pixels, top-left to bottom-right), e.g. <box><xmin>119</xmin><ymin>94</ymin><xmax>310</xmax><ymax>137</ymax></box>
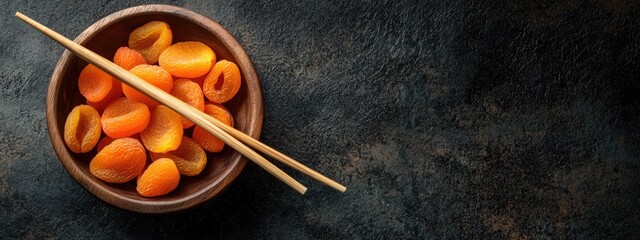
<box><xmin>63</xmin><ymin>21</ymin><xmax>241</xmax><ymax>197</ymax></box>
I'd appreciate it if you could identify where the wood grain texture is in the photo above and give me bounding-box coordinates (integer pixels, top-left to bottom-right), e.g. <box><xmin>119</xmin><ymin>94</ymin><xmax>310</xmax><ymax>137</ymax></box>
<box><xmin>41</xmin><ymin>5</ymin><xmax>265</xmax><ymax>213</ymax></box>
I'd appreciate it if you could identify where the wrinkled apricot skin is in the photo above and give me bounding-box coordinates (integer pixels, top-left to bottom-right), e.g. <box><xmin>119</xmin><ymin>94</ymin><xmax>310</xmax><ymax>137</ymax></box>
<box><xmin>96</xmin><ymin>136</ymin><xmax>115</xmax><ymax>152</ymax></box>
<box><xmin>90</xmin><ymin>138</ymin><xmax>147</xmax><ymax>183</ymax></box>
<box><xmin>159</xmin><ymin>41</ymin><xmax>215</xmax><ymax>78</ymax></box>
<box><xmin>78</xmin><ymin>64</ymin><xmax>114</xmax><ymax>102</ymax></box>
<box><xmin>203</xmin><ymin>60</ymin><xmax>241</xmax><ymax>103</ymax></box>
<box><xmin>124</xmin><ymin>64</ymin><xmax>173</xmax><ymax>107</ymax></box>
<box><xmin>137</xmin><ymin>158</ymin><xmax>180</xmax><ymax>197</ymax></box>
<box><xmin>170</xmin><ymin>79</ymin><xmax>205</xmax><ymax>128</ymax></box>
<box><xmin>114</xmin><ymin>47</ymin><xmax>147</xmax><ymax>70</ymax></box>
<box><xmin>140</xmin><ymin>105</ymin><xmax>183</xmax><ymax>153</ymax></box>
<box><xmin>192</xmin><ymin>103</ymin><xmax>234</xmax><ymax>152</ymax></box>
<box><xmin>128</xmin><ymin>21</ymin><xmax>172</xmax><ymax>64</ymax></box>
<box><xmin>150</xmin><ymin>136</ymin><xmax>207</xmax><ymax>176</ymax></box>
<box><xmin>86</xmin><ymin>79</ymin><xmax>122</xmax><ymax>113</ymax></box>
<box><xmin>101</xmin><ymin>97</ymin><xmax>150</xmax><ymax>138</ymax></box>
<box><xmin>64</xmin><ymin>105</ymin><xmax>102</xmax><ymax>153</ymax></box>
<box><xmin>210</xmin><ymin>102</ymin><xmax>234</xmax><ymax>128</ymax></box>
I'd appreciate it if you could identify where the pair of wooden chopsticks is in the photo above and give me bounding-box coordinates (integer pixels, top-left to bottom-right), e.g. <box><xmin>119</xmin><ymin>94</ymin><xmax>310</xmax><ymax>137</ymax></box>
<box><xmin>15</xmin><ymin>12</ymin><xmax>346</xmax><ymax>194</ymax></box>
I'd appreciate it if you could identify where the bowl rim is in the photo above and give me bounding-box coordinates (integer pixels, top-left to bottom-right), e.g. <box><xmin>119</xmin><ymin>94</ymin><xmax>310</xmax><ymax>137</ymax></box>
<box><xmin>46</xmin><ymin>4</ymin><xmax>263</xmax><ymax>213</ymax></box>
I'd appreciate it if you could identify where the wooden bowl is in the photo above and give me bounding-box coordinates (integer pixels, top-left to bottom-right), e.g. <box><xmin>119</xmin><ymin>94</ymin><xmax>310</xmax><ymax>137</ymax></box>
<box><xmin>46</xmin><ymin>5</ymin><xmax>263</xmax><ymax>213</ymax></box>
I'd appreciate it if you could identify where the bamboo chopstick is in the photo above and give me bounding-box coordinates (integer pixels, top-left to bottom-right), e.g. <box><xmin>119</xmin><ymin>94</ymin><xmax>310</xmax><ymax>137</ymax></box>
<box><xmin>15</xmin><ymin>12</ymin><xmax>309</xmax><ymax>194</ymax></box>
<box><xmin>201</xmin><ymin>114</ymin><xmax>347</xmax><ymax>192</ymax></box>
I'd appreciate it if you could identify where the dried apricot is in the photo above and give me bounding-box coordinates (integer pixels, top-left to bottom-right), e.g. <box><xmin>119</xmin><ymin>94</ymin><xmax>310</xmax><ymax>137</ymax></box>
<box><xmin>128</xmin><ymin>21</ymin><xmax>172</xmax><ymax>64</ymax></box>
<box><xmin>63</xmin><ymin>105</ymin><xmax>102</xmax><ymax>153</ymax></box>
<box><xmin>124</xmin><ymin>64</ymin><xmax>173</xmax><ymax>107</ymax></box>
<box><xmin>203</xmin><ymin>60</ymin><xmax>241</xmax><ymax>103</ymax></box>
<box><xmin>159</xmin><ymin>41</ymin><xmax>215</xmax><ymax>78</ymax></box>
<box><xmin>137</xmin><ymin>158</ymin><xmax>180</xmax><ymax>197</ymax></box>
<box><xmin>78</xmin><ymin>64</ymin><xmax>114</xmax><ymax>102</ymax></box>
<box><xmin>113</xmin><ymin>47</ymin><xmax>147</xmax><ymax>70</ymax></box>
<box><xmin>96</xmin><ymin>136</ymin><xmax>115</xmax><ymax>152</ymax></box>
<box><xmin>150</xmin><ymin>136</ymin><xmax>207</xmax><ymax>176</ymax></box>
<box><xmin>140</xmin><ymin>105</ymin><xmax>183</xmax><ymax>153</ymax></box>
<box><xmin>87</xmin><ymin>80</ymin><xmax>122</xmax><ymax>113</ymax></box>
<box><xmin>101</xmin><ymin>97</ymin><xmax>150</xmax><ymax>138</ymax></box>
<box><xmin>97</xmin><ymin>135</ymin><xmax>142</xmax><ymax>153</ymax></box>
<box><xmin>170</xmin><ymin>79</ymin><xmax>205</xmax><ymax>128</ymax></box>
<box><xmin>212</xmin><ymin>102</ymin><xmax>234</xmax><ymax>128</ymax></box>
<box><xmin>192</xmin><ymin>103</ymin><xmax>234</xmax><ymax>153</ymax></box>
<box><xmin>90</xmin><ymin>138</ymin><xmax>147</xmax><ymax>183</ymax></box>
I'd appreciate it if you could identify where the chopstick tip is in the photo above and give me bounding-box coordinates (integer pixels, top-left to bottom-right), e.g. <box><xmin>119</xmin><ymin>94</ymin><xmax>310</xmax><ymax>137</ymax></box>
<box><xmin>15</xmin><ymin>12</ymin><xmax>26</xmax><ymax>20</ymax></box>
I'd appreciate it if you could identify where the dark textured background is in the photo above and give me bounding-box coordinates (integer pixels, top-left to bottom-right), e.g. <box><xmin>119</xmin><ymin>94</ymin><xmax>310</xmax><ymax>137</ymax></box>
<box><xmin>1</xmin><ymin>0</ymin><xmax>639</xmax><ymax>239</ymax></box>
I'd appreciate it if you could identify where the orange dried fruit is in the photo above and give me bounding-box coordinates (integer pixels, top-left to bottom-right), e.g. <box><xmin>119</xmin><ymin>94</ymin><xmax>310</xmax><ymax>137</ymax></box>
<box><xmin>124</xmin><ymin>64</ymin><xmax>173</xmax><ymax>107</ymax></box>
<box><xmin>137</xmin><ymin>158</ymin><xmax>180</xmax><ymax>197</ymax></box>
<box><xmin>170</xmin><ymin>79</ymin><xmax>205</xmax><ymax>128</ymax></box>
<box><xmin>150</xmin><ymin>136</ymin><xmax>207</xmax><ymax>176</ymax></box>
<box><xmin>63</xmin><ymin>105</ymin><xmax>102</xmax><ymax>153</ymax></box>
<box><xmin>78</xmin><ymin>64</ymin><xmax>114</xmax><ymax>102</ymax></box>
<box><xmin>159</xmin><ymin>41</ymin><xmax>215</xmax><ymax>78</ymax></box>
<box><xmin>113</xmin><ymin>47</ymin><xmax>147</xmax><ymax>70</ymax></box>
<box><xmin>192</xmin><ymin>103</ymin><xmax>234</xmax><ymax>153</ymax></box>
<box><xmin>86</xmin><ymin>80</ymin><xmax>122</xmax><ymax>113</ymax></box>
<box><xmin>203</xmin><ymin>60</ymin><xmax>241</xmax><ymax>103</ymax></box>
<box><xmin>90</xmin><ymin>138</ymin><xmax>147</xmax><ymax>183</ymax></box>
<box><xmin>128</xmin><ymin>21</ymin><xmax>172</xmax><ymax>64</ymax></box>
<box><xmin>101</xmin><ymin>97</ymin><xmax>150</xmax><ymax>138</ymax></box>
<box><xmin>140</xmin><ymin>105</ymin><xmax>183</xmax><ymax>153</ymax></box>
<box><xmin>96</xmin><ymin>136</ymin><xmax>115</xmax><ymax>152</ymax></box>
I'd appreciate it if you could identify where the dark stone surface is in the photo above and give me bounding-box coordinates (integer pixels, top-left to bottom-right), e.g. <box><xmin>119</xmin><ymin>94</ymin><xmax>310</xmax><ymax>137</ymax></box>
<box><xmin>1</xmin><ymin>0</ymin><xmax>639</xmax><ymax>238</ymax></box>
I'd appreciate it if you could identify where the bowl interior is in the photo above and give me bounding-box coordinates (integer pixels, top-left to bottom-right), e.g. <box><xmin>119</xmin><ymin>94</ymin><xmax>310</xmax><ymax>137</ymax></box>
<box><xmin>49</xmin><ymin>6</ymin><xmax>261</xmax><ymax>212</ymax></box>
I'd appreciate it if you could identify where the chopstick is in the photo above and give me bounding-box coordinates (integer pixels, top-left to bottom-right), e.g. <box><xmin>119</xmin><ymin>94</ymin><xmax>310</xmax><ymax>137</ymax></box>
<box><xmin>200</xmin><ymin>114</ymin><xmax>347</xmax><ymax>192</ymax></box>
<box><xmin>16</xmin><ymin>12</ymin><xmax>346</xmax><ymax>193</ymax></box>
